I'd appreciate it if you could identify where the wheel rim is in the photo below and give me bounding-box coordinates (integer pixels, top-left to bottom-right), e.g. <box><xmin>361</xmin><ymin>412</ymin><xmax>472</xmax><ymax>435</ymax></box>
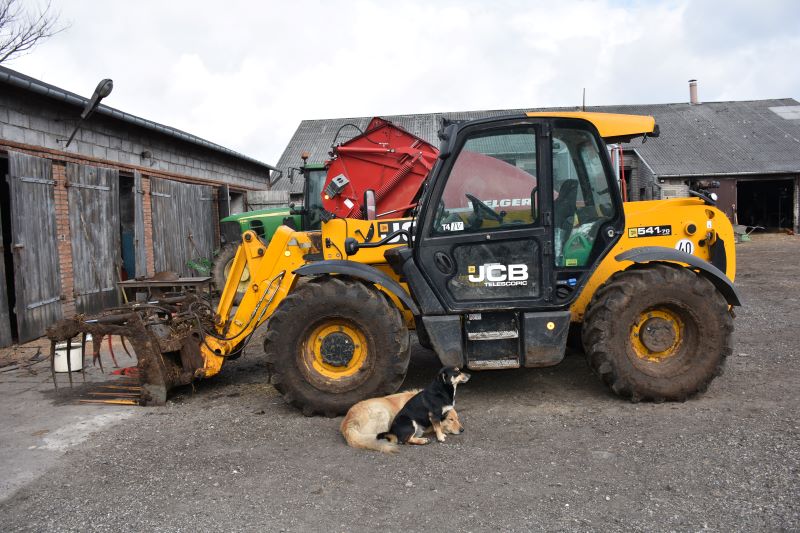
<box><xmin>299</xmin><ymin>319</ymin><xmax>371</xmax><ymax>392</ymax></box>
<box><xmin>630</xmin><ymin>308</ymin><xmax>684</xmax><ymax>362</ymax></box>
<box><xmin>223</xmin><ymin>257</ymin><xmax>250</xmax><ymax>294</ymax></box>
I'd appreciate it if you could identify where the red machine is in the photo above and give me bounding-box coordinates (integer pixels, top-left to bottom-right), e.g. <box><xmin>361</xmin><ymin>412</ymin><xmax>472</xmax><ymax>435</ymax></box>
<box><xmin>321</xmin><ymin>118</ymin><xmax>439</xmax><ymax>219</ymax></box>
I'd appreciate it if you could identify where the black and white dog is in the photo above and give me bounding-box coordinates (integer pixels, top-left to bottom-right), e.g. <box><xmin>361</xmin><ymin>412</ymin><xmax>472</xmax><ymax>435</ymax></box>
<box><xmin>378</xmin><ymin>366</ymin><xmax>470</xmax><ymax>445</ymax></box>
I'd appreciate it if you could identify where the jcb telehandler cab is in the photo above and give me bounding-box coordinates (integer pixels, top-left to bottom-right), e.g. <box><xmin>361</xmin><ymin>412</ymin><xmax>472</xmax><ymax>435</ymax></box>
<box><xmin>47</xmin><ymin>112</ymin><xmax>739</xmax><ymax>415</ymax></box>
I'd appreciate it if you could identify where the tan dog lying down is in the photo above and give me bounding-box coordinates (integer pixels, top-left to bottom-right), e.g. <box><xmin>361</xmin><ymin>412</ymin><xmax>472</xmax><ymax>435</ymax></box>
<box><xmin>341</xmin><ymin>390</ymin><xmax>464</xmax><ymax>453</ymax></box>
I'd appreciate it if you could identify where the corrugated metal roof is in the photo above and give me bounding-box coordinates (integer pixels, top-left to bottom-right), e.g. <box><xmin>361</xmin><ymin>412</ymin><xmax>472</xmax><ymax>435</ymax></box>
<box><xmin>0</xmin><ymin>65</ymin><xmax>277</xmax><ymax>171</ymax></box>
<box><xmin>272</xmin><ymin>98</ymin><xmax>800</xmax><ymax>190</ymax></box>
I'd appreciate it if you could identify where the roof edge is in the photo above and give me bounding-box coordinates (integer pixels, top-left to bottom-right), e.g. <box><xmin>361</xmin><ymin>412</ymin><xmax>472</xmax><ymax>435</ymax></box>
<box><xmin>297</xmin><ymin>97</ymin><xmax>800</xmax><ymax>125</ymax></box>
<box><xmin>0</xmin><ymin>66</ymin><xmax>276</xmax><ymax>171</ymax></box>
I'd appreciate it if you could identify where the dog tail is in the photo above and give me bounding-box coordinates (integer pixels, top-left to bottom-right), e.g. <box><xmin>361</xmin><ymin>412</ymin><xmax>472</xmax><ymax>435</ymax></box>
<box><xmin>341</xmin><ymin>417</ymin><xmax>399</xmax><ymax>454</ymax></box>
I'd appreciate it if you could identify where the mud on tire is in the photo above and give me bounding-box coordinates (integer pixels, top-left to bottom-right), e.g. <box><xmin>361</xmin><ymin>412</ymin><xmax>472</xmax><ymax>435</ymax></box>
<box><xmin>264</xmin><ymin>276</ymin><xmax>410</xmax><ymax>417</ymax></box>
<box><xmin>581</xmin><ymin>263</ymin><xmax>734</xmax><ymax>402</ymax></box>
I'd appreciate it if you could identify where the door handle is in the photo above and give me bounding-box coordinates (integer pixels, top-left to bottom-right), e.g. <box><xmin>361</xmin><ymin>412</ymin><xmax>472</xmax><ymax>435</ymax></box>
<box><xmin>434</xmin><ymin>251</ymin><xmax>455</xmax><ymax>274</ymax></box>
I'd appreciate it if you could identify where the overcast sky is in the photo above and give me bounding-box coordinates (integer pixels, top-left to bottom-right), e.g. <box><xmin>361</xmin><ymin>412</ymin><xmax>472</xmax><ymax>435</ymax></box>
<box><xmin>7</xmin><ymin>0</ymin><xmax>800</xmax><ymax>165</ymax></box>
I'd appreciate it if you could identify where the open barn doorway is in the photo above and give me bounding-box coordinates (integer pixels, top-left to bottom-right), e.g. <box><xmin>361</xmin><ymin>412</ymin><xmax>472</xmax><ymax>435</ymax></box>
<box><xmin>737</xmin><ymin>179</ymin><xmax>795</xmax><ymax>232</ymax></box>
<box><xmin>0</xmin><ymin>154</ymin><xmax>15</xmax><ymax>346</ymax></box>
<box><xmin>118</xmin><ymin>174</ymin><xmax>136</xmax><ymax>280</ymax></box>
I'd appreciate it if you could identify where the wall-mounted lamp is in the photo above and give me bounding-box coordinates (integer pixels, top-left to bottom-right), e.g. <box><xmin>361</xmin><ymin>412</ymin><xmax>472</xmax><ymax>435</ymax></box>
<box><xmin>63</xmin><ymin>78</ymin><xmax>114</xmax><ymax>148</ymax></box>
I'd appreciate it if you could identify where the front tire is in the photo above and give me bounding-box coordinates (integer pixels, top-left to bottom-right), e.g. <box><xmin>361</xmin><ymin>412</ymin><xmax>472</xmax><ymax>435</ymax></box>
<box><xmin>211</xmin><ymin>244</ymin><xmax>249</xmax><ymax>304</ymax></box>
<box><xmin>264</xmin><ymin>276</ymin><xmax>410</xmax><ymax>417</ymax></box>
<box><xmin>582</xmin><ymin>263</ymin><xmax>733</xmax><ymax>402</ymax></box>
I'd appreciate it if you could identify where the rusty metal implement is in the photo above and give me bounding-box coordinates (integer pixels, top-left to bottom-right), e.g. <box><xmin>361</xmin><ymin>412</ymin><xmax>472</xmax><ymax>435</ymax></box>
<box><xmin>46</xmin><ymin>294</ymin><xmax>214</xmax><ymax>406</ymax></box>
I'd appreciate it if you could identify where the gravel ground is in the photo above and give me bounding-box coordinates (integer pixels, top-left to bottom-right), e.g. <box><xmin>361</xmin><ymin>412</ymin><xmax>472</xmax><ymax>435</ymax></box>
<box><xmin>1</xmin><ymin>236</ymin><xmax>798</xmax><ymax>532</ymax></box>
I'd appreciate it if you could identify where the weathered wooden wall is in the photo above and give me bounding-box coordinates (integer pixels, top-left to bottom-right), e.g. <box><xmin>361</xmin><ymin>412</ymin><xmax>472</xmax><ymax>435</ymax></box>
<box><xmin>67</xmin><ymin>163</ymin><xmax>121</xmax><ymax>314</ymax></box>
<box><xmin>247</xmin><ymin>190</ymin><xmax>290</xmax><ymax>210</ymax></box>
<box><xmin>133</xmin><ymin>172</ymin><xmax>147</xmax><ymax>278</ymax></box>
<box><xmin>150</xmin><ymin>177</ymin><xmax>216</xmax><ymax>276</ymax></box>
<box><xmin>7</xmin><ymin>152</ymin><xmax>62</xmax><ymax>342</ymax></box>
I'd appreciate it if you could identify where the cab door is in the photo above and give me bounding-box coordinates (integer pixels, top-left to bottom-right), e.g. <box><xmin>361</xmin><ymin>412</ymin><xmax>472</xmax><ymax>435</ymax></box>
<box><xmin>414</xmin><ymin>116</ymin><xmax>625</xmax><ymax>313</ymax></box>
<box><xmin>415</xmin><ymin>118</ymin><xmax>555</xmax><ymax>312</ymax></box>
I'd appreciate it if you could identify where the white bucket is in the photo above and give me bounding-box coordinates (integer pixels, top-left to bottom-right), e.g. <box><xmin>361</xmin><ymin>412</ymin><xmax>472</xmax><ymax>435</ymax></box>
<box><xmin>54</xmin><ymin>335</ymin><xmax>91</xmax><ymax>372</ymax></box>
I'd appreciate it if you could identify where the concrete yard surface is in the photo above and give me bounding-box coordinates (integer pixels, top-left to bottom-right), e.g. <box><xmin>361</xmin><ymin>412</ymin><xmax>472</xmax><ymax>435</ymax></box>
<box><xmin>0</xmin><ymin>235</ymin><xmax>798</xmax><ymax>532</ymax></box>
<box><xmin>0</xmin><ymin>339</ymin><xmax>140</xmax><ymax>503</ymax></box>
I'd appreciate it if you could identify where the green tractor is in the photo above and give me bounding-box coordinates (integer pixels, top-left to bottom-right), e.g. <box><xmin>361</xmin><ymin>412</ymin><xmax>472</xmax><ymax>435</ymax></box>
<box><xmin>213</xmin><ymin>162</ymin><xmax>327</xmax><ymax>299</ymax></box>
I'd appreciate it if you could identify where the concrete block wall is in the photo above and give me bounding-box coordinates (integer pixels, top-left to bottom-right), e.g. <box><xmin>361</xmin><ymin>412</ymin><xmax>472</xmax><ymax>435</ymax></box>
<box><xmin>620</xmin><ymin>151</ymin><xmax>641</xmax><ymax>200</ymax></box>
<box><xmin>660</xmin><ymin>180</ymin><xmax>691</xmax><ymax>199</ymax></box>
<box><xmin>626</xmin><ymin>153</ymin><xmax>666</xmax><ymax>201</ymax></box>
<box><xmin>0</xmin><ymin>85</ymin><xmax>271</xmax><ymax>191</ymax></box>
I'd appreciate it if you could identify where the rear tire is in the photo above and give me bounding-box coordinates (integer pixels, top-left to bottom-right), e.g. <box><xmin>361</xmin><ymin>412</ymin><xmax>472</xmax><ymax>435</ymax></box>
<box><xmin>264</xmin><ymin>276</ymin><xmax>410</xmax><ymax>417</ymax></box>
<box><xmin>582</xmin><ymin>263</ymin><xmax>733</xmax><ymax>402</ymax></box>
<box><xmin>211</xmin><ymin>243</ymin><xmax>247</xmax><ymax>305</ymax></box>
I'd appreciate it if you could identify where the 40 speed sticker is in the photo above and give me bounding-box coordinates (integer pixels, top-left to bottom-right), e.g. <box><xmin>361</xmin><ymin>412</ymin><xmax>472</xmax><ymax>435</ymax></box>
<box><xmin>628</xmin><ymin>225</ymin><xmax>672</xmax><ymax>238</ymax></box>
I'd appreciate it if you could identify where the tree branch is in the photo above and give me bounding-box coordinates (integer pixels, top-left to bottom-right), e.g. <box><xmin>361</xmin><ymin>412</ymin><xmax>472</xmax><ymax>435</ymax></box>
<box><xmin>0</xmin><ymin>0</ymin><xmax>67</xmax><ymax>64</ymax></box>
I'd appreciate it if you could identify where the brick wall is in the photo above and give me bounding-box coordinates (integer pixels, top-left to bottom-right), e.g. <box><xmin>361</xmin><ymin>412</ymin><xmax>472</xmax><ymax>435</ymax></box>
<box><xmin>52</xmin><ymin>162</ymin><xmax>76</xmax><ymax>318</ymax></box>
<box><xmin>141</xmin><ymin>177</ymin><xmax>156</xmax><ymax>277</ymax></box>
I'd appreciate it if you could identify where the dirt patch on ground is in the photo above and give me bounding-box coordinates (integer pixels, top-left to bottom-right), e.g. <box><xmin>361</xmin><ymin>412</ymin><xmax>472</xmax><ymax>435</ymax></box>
<box><xmin>0</xmin><ymin>338</ymin><xmax>50</xmax><ymax>369</ymax></box>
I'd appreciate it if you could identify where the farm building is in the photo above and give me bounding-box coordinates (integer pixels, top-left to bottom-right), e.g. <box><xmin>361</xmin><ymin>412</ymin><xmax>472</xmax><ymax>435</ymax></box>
<box><xmin>0</xmin><ymin>66</ymin><xmax>276</xmax><ymax>347</ymax></box>
<box><xmin>273</xmin><ymin>86</ymin><xmax>800</xmax><ymax>235</ymax></box>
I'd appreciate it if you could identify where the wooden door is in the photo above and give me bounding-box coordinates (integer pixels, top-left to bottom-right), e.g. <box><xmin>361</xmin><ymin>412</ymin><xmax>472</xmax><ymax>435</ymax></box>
<box><xmin>714</xmin><ymin>178</ymin><xmax>737</xmax><ymax>224</ymax></box>
<box><xmin>150</xmin><ymin>178</ymin><xmax>216</xmax><ymax>276</ymax></box>
<box><xmin>7</xmin><ymin>152</ymin><xmax>62</xmax><ymax>342</ymax></box>
<box><xmin>133</xmin><ymin>172</ymin><xmax>147</xmax><ymax>278</ymax></box>
<box><xmin>67</xmin><ymin>163</ymin><xmax>120</xmax><ymax>314</ymax></box>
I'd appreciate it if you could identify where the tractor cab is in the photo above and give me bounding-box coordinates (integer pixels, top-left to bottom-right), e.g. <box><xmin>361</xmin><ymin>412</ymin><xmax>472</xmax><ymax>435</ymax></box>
<box><xmin>416</xmin><ymin>116</ymin><xmax>627</xmax><ymax>304</ymax></box>
<box><xmin>292</xmin><ymin>162</ymin><xmax>328</xmax><ymax>231</ymax></box>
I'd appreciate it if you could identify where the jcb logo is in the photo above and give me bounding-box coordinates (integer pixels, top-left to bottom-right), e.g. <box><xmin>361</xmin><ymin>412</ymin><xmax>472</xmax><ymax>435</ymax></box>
<box><xmin>467</xmin><ymin>263</ymin><xmax>528</xmax><ymax>287</ymax></box>
<box><xmin>377</xmin><ymin>220</ymin><xmax>414</xmax><ymax>243</ymax></box>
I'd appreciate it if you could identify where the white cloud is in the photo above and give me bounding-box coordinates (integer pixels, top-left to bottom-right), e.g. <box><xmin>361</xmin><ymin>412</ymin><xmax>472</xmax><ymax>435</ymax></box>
<box><xmin>7</xmin><ymin>0</ymin><xmax>800</xmax><ymax>165</ymax></box>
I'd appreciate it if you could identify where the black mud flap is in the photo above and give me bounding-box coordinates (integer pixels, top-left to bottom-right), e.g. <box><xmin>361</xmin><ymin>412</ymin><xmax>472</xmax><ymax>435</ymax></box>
<box><xmin>421</xmin><ymin>315</ymin><xmax>463</xmax><ymax>367</ymax></box>
<box><xmin>522</xmin><ymin>311</ymin><xmax>571</xmax><ymax>367</ymax></box>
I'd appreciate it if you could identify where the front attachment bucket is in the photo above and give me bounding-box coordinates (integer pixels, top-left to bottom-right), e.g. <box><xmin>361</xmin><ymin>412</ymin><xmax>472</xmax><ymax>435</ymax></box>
<box><xmin>45</xmin><ymin>295</ymin><xmax>213</xmax><ymax>405</ymax></box>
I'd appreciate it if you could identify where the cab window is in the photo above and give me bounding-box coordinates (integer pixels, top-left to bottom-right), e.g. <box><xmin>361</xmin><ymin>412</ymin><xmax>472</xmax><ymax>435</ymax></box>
<box><xmin>304</xmin><ymin>169</ymin><xmax>327</xmax><ymax>229</ymax></box>
<box><xmin>552</xmin><ymin>128</ymin><xmax>616</xmax><ymax>267</ymax></box>
<box><xmin>433</xmin><ymin>127</ymin><xmax>538</xmax><ymax>234</ymax></box>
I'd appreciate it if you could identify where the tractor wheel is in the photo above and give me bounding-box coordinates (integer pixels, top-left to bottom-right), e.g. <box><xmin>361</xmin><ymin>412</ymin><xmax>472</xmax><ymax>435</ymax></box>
<box><xmin>264</xmin><ymin>276</ymin><xmax>410</xmax><ymax>417</ymax></box>
<box><xmin>211</xmin><ymin>243</ymin><xmax>249</xmax><ymax>305</ymax></box>
<box><xmin>581</xmin><ymin>263</ymin><xmax>733</xmax><ymax>402</ymax></box>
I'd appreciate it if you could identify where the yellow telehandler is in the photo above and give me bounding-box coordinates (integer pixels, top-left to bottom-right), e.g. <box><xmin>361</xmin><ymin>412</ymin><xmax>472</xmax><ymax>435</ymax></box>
<box><xmin>48</xmin><ymin>111</ymin><xmax>739</xmax><ymax>415</ymax></box>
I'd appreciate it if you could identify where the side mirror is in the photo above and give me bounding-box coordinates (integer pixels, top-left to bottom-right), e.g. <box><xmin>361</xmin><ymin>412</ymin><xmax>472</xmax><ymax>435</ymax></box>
<box><xmin>363</xmin><ymin>189</ymin><xmax>377</xmax><ymax>220</ymax></box>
